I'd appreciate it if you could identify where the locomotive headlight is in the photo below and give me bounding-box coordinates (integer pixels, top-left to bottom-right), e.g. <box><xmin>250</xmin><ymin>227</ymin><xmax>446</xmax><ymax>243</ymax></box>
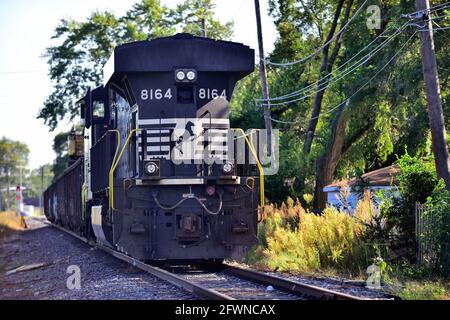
<box><xmin>176</xmin><ymin>71</ymin><xmax>186</xmax><ymax>81</ymax></box>
<box><xmin>186</xmin><ymin>70</ymin><xmax>196</xmax><ymax>81</ymax></box>
<box><xmin>222</xmin><ymin>161</ymin><xmax>233</xmax><ymax>174</ymax></box>
<box><xmin>145</xmin><ymin>161</ymin><xmax>158</xmax><ymax>175</ymax></box>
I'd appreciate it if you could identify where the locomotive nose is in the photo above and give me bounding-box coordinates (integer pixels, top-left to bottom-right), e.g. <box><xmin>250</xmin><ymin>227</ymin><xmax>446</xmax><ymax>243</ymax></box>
<box><xmin>51</xmin><ymin>34</ymin><xmax>259</xmax><ymax>262</ymax></box>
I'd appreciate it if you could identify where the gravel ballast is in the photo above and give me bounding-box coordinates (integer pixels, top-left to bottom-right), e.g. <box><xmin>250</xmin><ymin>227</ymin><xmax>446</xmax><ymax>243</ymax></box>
<box><xmin>1</xmin><ymin>216</ymin><xmax>396</xmax><ymax>300</ymax></box>
<box><xmin>0</xmin><ymin>217</ymin><xmax>195</xmax><ymax>300</ymax></box>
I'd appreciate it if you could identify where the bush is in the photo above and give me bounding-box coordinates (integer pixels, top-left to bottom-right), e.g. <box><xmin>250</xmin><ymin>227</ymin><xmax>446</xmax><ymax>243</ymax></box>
<box><xmin>424</xmin><ymin>180</ymin><xmax>450</xmax><ymax>273</ymax></box>
<box><xmin>247</xmin><ymin>200</ymin><xmax>375</xmax><ymax>274</ymax></box>
<box><xmin>381</xmin><ymin>153</ymin><xmax>442</xmax><ymax>261</ymax></box>
<box><xmin>379</xmin><ymin>153</ymin><xmax>450</xmax><ymax>272</ymax></box>
<box><xmin>0</xmin><ymin>211</ymin><xmax>25</xmax><ymax>239</ymax></box>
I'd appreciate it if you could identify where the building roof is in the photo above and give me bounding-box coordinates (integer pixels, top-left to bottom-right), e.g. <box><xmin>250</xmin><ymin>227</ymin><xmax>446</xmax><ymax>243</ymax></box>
<box><xmin>324</xmin><ymin>165</ymin><xmax>400</xmax><ymax>192</ymax></box>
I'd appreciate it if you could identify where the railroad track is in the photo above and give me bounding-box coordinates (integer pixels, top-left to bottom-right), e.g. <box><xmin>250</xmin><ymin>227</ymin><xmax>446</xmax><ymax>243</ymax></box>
<box><xmin>221</xmin><ymin>264</ymin><xmax>365</xmax><ymax>300</ymax></box>
<box><xmin>43</xmin><ymin>218</ymin><xmax>386</xmax><ymax>300</ymax></box>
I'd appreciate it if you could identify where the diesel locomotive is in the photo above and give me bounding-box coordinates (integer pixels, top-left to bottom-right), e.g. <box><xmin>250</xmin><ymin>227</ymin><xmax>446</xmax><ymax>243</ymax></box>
<box><xmin>44</xmin><ymin>33</ymin><xmax>263</xmax><ymax>263</ymax></box>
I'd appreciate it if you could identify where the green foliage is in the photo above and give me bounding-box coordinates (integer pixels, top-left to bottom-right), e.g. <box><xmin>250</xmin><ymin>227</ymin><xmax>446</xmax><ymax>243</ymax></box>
<box><xmin>384</xmin><ymin>155</ymin><xmax>436</xmax><ymax>249</ymax></box>
<box><xmin>51</xmin><ymin>131</ymin><xmax>70</xmax><ymax>179</ymax></box>
<box><xmin>387</xmin><ymin>261</ymin><xmax>450</xmax><ymax>300</ymax></box>
<box><xmin>380</xmin><ymin>153</ymin><xmax>450</xmax><ymax>271</ymax></box>
<box><xmin>229</xmin><ymin>0</ymin><xmax>450</xmax><ymax>208</ymax></box>
<box><xmin>172</xmin><ymin>0</ymin><xmax>233</xmax><ymax>39</ymax></box>
<box><xmin>26</xmin><ymin>165</ymin><xmax>54</xmax><ymax>198</ymax></box>
<box><xmin>39</xmin><ymin>0</ymin><xmax>233</xmax><ymax>130</ymax></box>
<box><xmin>40</xmin><ymin>11</ymin><xmax>121</xmax><ymax>130</ymax></box>
<box><xmin>0</xmin><ymin>137</ymin><xmax>29</xmax><ymax>210</ymax></box>
<box><xmin>396</xmin><ymin>153</ymin><xmax>438</xmax><ymax>204</ymax></box>
<box><xmin>392</xmin><ymin>259</ymin><xmax>433</xmax><ymax>280</ymax></box>
<box><xmin>0</xmin><ymin>137</ymin><xmax>29</xmax><ymax>171</ymax></box>
<box><xmin>424</xmin><ymin>180</ymin><xmax>450</xmax><ymax>273</ymax></box>
<box><xmin>398</xmin><ymin>281</ymin><xmax>449</xmax><ymax>300</ymax></box>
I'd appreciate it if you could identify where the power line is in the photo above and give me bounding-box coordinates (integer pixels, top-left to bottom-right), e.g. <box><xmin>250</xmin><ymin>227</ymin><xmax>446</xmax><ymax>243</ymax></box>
<box><xmin>403</xmin><ymin>1</ymin><xmax>450</xmax><ymax>18</ymax></box>
<box><xmin>264</xmin><ymin>0</ymin><xmax>369</xmax><ymax>67</ymax></box>
<box><xmin>255</xmin><ymin>25</ymin><xmax>405</xmax><ymax>101</ymax></box>
<box><xmin>256</xmin><ymin>12</ymin><xmax>447</xmax><ymax>105</ymax></box>
<box><xmin>260</xmin><ymin>4</ymin><xmax>449</xmax><ymax>104</ymax></box>
<box><xmin>256</xmin><ymin>22</ymin><xmax>407</xmax><ymax>104</ymax></box>
<box><xmin>420</xmin><ymin>26</ymin><xmax>450</xmax><ymax>31</ymax></box>
<box><xmin>269</xmin><ymin>31</ymin><xmax>417</xmax><ymax>125</ymax></box>
<box><xmin>258</xmin><ymin>24</ymin><xmax>396</xmax><ymax>101</ymax></box>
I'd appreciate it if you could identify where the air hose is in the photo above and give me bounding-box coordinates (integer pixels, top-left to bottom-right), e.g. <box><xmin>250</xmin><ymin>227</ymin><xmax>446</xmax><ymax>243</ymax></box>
<box><xmin>152</xmin><ymin>190</ymin><xmax>223</xmax><ymax>215</ymax></box>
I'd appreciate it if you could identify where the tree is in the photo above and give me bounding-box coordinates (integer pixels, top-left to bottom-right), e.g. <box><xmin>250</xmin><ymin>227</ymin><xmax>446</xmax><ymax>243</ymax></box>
<box><xmin>39</xmin><ymin>11</ymin><xmax>122</xmax><ymax>130</ymax></box>
<box><xmin>51</xmin><ymin>131</ymin><xmax>70</xmax><ymax>179</ymax></box>
<box><xmin>302</xmin><ymin>0</ymin><xmax>352</xmax><ymax>154</ymax></box>
<box><xmin>0</xmin><ymin>137</ymin><xmax>29</xmax><ymax>210</ymax></box>
<box><xmin>122</xmin><ymin>0</ymin><xmax>175</xmax><ymax>40</ymax></box>
<box><xmin>171</xmin><ymin>0</ymin><xmax>234</xmax><ymax>39</ymax></box>
<box><xmin>38</xmin><ymin>0</ymin><xmax>233</xmax><ymax>130</ymax></box>
<box><xmin>26</xmin><ymin>164</ymin><xmax>54</xmax><ymax>199</ymax></box>
<box><xmin>230</xmin><ymin>0</ymin><xmax>450</xmax><ymax>209</ymax></box>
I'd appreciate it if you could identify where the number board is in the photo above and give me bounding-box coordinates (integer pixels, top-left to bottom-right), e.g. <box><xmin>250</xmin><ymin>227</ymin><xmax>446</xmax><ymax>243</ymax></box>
<box><xmin>128</xmin><ymin>72</ymin><xmax>234</xmax><ymax>119</ymax></box>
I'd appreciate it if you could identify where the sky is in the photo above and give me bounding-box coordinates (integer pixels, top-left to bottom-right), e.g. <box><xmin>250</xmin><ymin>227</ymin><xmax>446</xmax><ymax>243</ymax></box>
<box><xmin>0</xmin><ymin>0</ymin><xmax>277</xmax><ymax>169</ymax></box>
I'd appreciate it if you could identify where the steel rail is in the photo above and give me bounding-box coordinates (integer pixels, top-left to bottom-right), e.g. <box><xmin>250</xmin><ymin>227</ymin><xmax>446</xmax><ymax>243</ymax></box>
<box><xmin>223</xmin><ymin>264</ymin><xmax>366</xmax><ymax>300</ymax></box>
<box><xmin>42</xmin><ymin>219</ymin><xmax>234</xmax><ymax>300</ymax></box>
<box><xmin>97</xmin><ymin>245</ymin><xmax>234</xmax><ymax>300</ymax></box>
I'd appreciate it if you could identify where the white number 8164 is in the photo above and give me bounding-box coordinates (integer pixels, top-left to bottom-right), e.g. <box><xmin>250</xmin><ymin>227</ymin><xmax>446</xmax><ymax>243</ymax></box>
<box><xmin>141</xmin><ymin>88</ymin><xmax>172</xmax><ymax>101</ymax></box>
<box><xmin>199</xmin><ymin>88</ymin><xmax>227</xmax><ymax>100</ymax></box>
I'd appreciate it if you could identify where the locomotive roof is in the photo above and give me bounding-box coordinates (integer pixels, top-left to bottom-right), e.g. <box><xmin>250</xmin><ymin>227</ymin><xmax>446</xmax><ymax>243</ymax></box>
<box><xmin>103</xmin><ymin>33</ymin><xmax>255</xmax><ymax>86</ymax></box>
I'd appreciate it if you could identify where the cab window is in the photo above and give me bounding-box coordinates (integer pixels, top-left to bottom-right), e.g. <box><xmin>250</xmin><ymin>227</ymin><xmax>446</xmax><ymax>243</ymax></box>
<box><xmin>78</xmin><ymin>99</ymin><xmax>86</xmax><ymax>120</ymax></box>
<box><xmin>93</xmin><ymin>100</ymin><xmax>105</xmax><ymax>119</ymax></box>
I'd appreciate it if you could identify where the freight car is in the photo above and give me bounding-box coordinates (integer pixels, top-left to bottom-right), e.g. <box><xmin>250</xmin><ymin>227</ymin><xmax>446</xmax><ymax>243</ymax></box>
<box><xmin>44</xmin><ymin>33</ymin><xmax>262</xmax><ymax>263</ymax></box>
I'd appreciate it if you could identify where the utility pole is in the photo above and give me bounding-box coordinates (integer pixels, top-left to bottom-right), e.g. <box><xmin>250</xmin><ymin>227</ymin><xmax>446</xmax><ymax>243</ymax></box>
<box><xmin>19</xmin><ymin>166</ymin><xmax>22</xmax><ymax>190</ymax></box>
<box><xmin>254</xmin><ymin>0</ymin><xmax>273</xmax><ymax>155</ymax></box>
<box><xmin>200</xmin><ymin>1</ymin><xmax>206</xmax><ymax>37</ymax></box>
<box><xmin>6</xmin><ymin>168</ymin><xmax>10</xmax><ymax>210</ymax></box>
<box><xmin>39</xmin><ymin>166</ymin><xmax>44</xmax><ymax>210</ymax></box>
<box><xmin>416</xmin><ymin>0</ymin><xmax>450</xmax><ymax>191</ymax></box>
<box><xmin>201</xmin><ymin>18</ymin><xmax>206</xmax><ymax>37</ymax></box>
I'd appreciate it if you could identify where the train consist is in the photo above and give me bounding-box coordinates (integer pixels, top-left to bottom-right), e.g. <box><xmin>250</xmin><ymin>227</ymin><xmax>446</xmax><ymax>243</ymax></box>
<box><xmin>44</xmin><ymin>33</ymin><xmax>262</xmax><ymax>263</ymax></box>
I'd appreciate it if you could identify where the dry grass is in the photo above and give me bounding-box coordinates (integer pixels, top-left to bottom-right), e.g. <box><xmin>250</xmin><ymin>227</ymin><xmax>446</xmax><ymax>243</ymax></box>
<box><xmin>0</xmin><ymin>211</ymin><xmax>25</xmax><ymax>240</ymax></box>
<box><xmin>247</xmin><ymin>195</ymin><xmax>377</xmax><ymax>275</ymax></box>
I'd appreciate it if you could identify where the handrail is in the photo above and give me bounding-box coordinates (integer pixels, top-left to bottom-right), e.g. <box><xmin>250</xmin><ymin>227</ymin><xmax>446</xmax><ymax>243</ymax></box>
<box><xmin>81</xmin><ymin>182</ymin><xmax>85</xmax><ymax>221</ymax></box>
<box><xmin>232</xmin><ymin>128</ymin><xmax>265</xmax><ymax>208</ymax></box>
<box><xmin>109</xmin><ymin>128</ymin><xmax>141</xmax><ymax>211</ymax></box>
<box><xmin>108</xmin><ymin>130</ymin><xmax>121</xmax><ymax>210</ymax></box>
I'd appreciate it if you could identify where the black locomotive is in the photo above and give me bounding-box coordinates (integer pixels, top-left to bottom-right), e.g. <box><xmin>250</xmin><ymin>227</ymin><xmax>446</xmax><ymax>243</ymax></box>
<box><xmin>44</xmin><ymin>33</ymin><xmax>262</xmax><ymax>263</ymax></box>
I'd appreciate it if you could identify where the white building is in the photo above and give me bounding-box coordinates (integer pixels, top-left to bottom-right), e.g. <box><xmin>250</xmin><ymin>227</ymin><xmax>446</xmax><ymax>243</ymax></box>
<box><xmin>323</xmin><ymin>165</ymin><xmax>400</xmax><ymax>212</ymax></box>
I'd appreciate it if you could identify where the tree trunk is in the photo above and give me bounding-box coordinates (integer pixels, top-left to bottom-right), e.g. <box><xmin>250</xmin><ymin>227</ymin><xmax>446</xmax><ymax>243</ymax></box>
<box><xmin>303</xmin><ymin>0</ymin><xmax>353</xmax><ymax>154</ymax></box>
<box><xmin>313</xmin><ymin>108</ymin><xmax>375</xmax><ymax>211</ymax></box>
<box><xmin>313</xmin><ymin>103</ymin><xmax>347</xmax><ymax>210</ymax></box>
